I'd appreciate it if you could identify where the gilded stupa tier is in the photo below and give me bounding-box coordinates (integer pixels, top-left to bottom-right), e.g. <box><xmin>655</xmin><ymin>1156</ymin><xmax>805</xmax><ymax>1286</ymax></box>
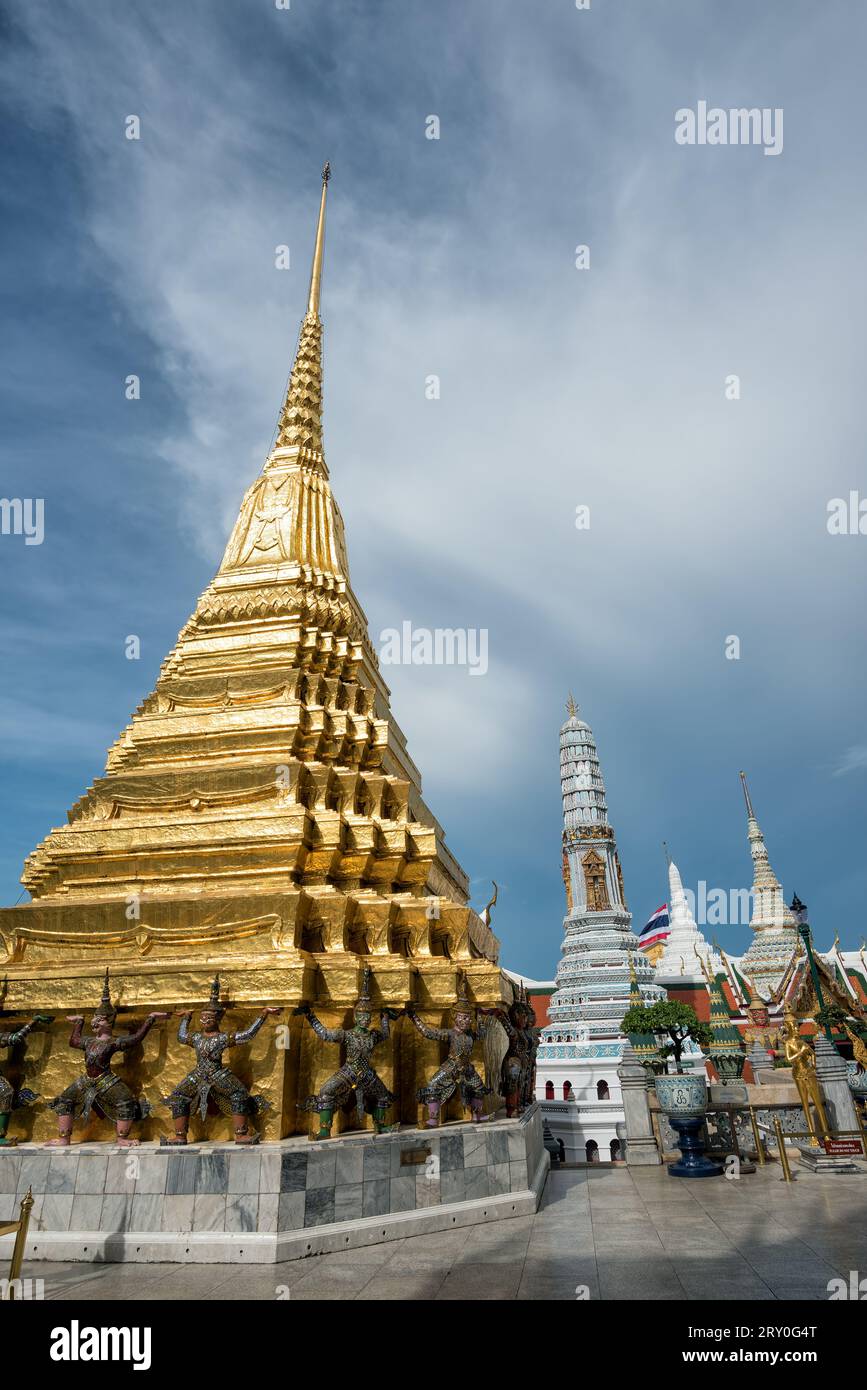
<box><xmin>0</xmin><ymin>166</ymin><xmax>503</xmax><ymax>1140</ymax></box>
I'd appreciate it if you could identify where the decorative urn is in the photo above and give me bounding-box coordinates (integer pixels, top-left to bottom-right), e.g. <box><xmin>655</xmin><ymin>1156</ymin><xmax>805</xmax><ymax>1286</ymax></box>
<box><xmin>655</xmin><ymin>1073</ymin><xmax>722</xmax><ymax>1178</ymax></box>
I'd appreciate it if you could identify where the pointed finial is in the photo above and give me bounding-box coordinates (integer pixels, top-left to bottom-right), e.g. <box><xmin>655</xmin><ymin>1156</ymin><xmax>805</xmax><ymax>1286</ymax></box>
<box><xmin>566</xmin><ymin>693</ymin><xmax>578</xmax><ymax>719</ymax></box>
<box><xmin>739</xmin><ymin>771</ymin><xmax>754</xmax><ymax>818</ymax></box>
<box><xmin>306</xmin><ymin>161</ymin><xmax>330</xmax><ymax>319</ymax></box>
<box><xmin>663</xmin><ymin>840</ymin><xmax>671</xmax><ymax>867</ymax></box>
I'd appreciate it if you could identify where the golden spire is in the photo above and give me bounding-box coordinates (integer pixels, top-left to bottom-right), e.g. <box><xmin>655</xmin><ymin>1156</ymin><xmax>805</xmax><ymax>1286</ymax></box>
<box><xmin>566</xmin><ymin>693</ymin><xmax>578</xmax><ymax>719</ymax></box>
<box><xmin>307</xmin><ymin>162</ymin><xmax>330</xmax><ymax>320</ymax></box>
<box><xmin>739</xmin><ymin>769</ymin><xmax>754</xmax><ymax>817</ymax></box>
<box><xmin>274</xmin><ymin>162</ymin><xmax>331</xmax><ymax>457</ymax></box>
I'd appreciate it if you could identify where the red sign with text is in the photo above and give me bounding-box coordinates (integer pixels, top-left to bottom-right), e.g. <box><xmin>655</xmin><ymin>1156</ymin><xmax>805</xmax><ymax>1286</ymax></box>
<box><xmin>823</xmin><ymin>1139</ymin><xmax>864</xmax><ymax>1156</ymax></box>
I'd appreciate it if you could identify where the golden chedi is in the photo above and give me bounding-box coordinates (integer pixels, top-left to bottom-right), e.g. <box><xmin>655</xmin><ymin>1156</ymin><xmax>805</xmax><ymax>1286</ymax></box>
<box><xmin>0</xmin><ymin>166</ymin><xmax>505</xmax><ymax>1141</ymax></box>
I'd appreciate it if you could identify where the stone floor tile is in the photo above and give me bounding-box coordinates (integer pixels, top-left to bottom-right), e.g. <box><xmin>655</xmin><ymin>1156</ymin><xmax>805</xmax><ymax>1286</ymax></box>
<box><xmin>521</xmin><ymin>1253</ymin><xmax>598</xmax><ymax>1282</ymax></box>
<box><xmin>596</xmin><ymin>1257</ymin><xmax>686</xmax><ymax>1300</ymax></box>
<box><xmin>454</xmin><ymin>1238</ymin><xmax>530</xmax><ymax>1265</ymax></box>
<box><xmin>132</xmin><ymin>1267</ymin><xmax>238</xmax><ymax>1301</ymax></box>
<box><xmin>435</xmin><ymin>1261</ymin><xmax>523</xmax><ymax>1300</ymax></box>
<box><xmin>356</xmin><ymin>1272</ymin><xmax>447</xmax><ymax>1300</ymax></box>
<box><xmin>517</xmin><ymin>1275</ymin><xmax>599</xmax><ymax>1301</ymax></box>
<box><xmin>679</xmin><ymin>1278</ymin><xmax>777</xmax><ymax>1301</ymax></box>
<box><xmin>289</xmin><ymin>1263</ymin><xmax>380</xmax><ymax>1300</ymax></box>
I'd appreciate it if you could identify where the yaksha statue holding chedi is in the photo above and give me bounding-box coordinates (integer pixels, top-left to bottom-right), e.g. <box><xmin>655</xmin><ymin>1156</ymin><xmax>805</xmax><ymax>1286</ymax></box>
<box><xmin>0</xmin><ymin>1008</ymin><xmax>54</xmax><ymax>1145</ymax></box>
<box><xmin>47</xmin><ymin>971</ymin><xmax>168</xmax><ymax>1147</ymax></box>
<box><xmin>479</xmin><ymin>983</ymin><xmax>540</xmax><ymax>1118</ymax></box>
<box><xmin>297</xmin><ymin>966</ymin><xmax>400</xmax><ymax>1140</ymax></box>
<box><xmin>161</xmin><ymin>975</ymin><xmax>281</xmax><ymax>1145</ymax></box>
<box><xmin>521</xmin><ymin>991</ymin><xmax>541</xmax><ymax>1111</ymax></box>
<box><xmin>407</xmin><ymin>971</ymin><xmax>497</xmax><ymax>1128</ymax></box>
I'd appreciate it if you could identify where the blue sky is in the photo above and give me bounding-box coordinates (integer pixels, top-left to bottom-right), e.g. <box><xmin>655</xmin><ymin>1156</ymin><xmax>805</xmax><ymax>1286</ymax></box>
<box><xmin>1</xmin><ymin>0</ymin><xmax>865</xmax><ymax>978</ymax></box>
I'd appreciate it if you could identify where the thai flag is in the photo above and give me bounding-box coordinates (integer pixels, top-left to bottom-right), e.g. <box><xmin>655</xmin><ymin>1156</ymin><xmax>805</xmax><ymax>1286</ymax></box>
<box><xmin>638</xmin><ymin>904</ymin><xmax>670</xmax><ymax>950</ymax></box>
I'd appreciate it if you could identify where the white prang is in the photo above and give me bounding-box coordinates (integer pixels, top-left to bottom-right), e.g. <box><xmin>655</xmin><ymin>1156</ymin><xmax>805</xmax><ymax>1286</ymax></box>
<box><xmin>535</xmin><ymin>702</ymin><xmax>667</xmax><ymax>1165</ymax></box>
<box><xmin>654</xmin><ymin>858</ymin><xmax>723</xmax><ymax>986</ymax></box>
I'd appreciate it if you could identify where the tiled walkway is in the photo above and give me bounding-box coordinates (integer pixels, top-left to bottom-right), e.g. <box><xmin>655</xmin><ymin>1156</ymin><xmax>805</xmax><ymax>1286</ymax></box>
<box><xmin>25</xmin><ymin>1161</ymin><xmax>867</xmax><ymax>1300</ymax></box>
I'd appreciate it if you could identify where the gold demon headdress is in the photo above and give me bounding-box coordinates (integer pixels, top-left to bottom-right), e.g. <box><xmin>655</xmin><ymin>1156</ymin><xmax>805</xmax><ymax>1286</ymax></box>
<box><xmin>508</xmin><ymin>984</ymin><xmax>536</xmax><ymax>1028</ymax></box>
<box><xmin>453</xmin><ymin>971</ymin><xmax>475</xmax><ymax>1023</ymax></box>
<box><xmin>519</xmin><ymin>980</ymin><xmax>536</xmax><ymax>1025</ymax></box>
<box><xmin>354</xmin><ymin>965</ymin><xmax>373</xmax><ymax>1016</ymax></box>
<box><xmin>204</xmin><ymin>974</ymin><xmax>226</xmax><ymax>1020</ymax></box>
<box><xmin>94</xmin><ymin>968</ymin><xmax>118</xmax><ymax>1025</ymax></box>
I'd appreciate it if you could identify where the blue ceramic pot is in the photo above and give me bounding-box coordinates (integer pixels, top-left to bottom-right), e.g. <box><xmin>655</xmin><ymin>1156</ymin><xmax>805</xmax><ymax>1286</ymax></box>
<box><xmin>654</xmin><ymin>1073</ymin><xmax>707</xmax><ymax>1117</ymax></box>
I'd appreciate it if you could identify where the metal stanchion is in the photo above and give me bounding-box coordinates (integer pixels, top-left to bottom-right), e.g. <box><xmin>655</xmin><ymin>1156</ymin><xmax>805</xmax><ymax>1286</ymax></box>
<box><xmin>748</xmin><ymin>1106</ymin><xmax>766</xmax><ymax>1167</ymax></box>
<box><xmin>0</xmin><ymin>1187</ymin><xmax>33</xmax><ymax>1299</ymax></box>
<box><xmin>773</xmin><ymin>1117</ymin><xmax>793</xmax><ymax>1183</ymax></box>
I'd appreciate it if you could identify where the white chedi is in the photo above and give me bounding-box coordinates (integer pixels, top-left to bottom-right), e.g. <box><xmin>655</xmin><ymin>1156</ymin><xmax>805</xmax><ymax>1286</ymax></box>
<box><xmin>654</xmin><ymin>858</ymin><xmax>722</xmax><ymax>985</ymax></box>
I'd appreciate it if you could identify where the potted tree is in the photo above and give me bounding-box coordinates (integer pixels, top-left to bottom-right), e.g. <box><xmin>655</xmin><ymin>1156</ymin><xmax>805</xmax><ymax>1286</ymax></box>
<box><xmin>621</xmin><ymin>999</ymin><xmax>720</xmax><ymax>1177</ymax></box>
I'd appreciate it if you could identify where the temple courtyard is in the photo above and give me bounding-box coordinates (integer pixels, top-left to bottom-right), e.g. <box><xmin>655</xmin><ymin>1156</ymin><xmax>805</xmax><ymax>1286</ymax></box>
<box><xmin>22</xmin><ymin>1161</ymin><xmax>867</xmax><ymax>1301</ymax></box>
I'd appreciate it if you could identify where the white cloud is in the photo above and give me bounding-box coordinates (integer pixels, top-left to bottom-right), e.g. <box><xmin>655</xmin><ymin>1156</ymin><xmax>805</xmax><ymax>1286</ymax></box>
<box><xmin>835</xmin><ymin>745</ymin><xmax>867</xmax><ymax>776</ymax></box>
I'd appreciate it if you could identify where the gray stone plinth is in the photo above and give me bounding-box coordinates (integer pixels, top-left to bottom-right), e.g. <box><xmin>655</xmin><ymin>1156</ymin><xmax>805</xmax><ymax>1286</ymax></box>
<box><xmin>0</xmin><ymin>1105</ymin><xmax>548</xmax><ymax>1265</ymax></box>
<box><xmin>617</xmin><ymin>1044</ymin><xmax>661</xmax><ymax>1166</ymax></box>
<box><xmin>814</xmin><ymin>1037</ymin><xmax>863</xmax><ymax>1142</ymax></box>
<box><xmin>796</xmin><ymin>1144</ymin><xmax>865</xmax><ymax>1175</ymax></box>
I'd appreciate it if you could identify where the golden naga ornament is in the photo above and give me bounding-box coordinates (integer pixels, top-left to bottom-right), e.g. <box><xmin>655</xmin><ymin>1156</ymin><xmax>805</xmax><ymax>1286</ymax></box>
<box><xmin>0</xmin><ymin>165</ymin><xmax>507</xmax><ymax>1141</ymax></box>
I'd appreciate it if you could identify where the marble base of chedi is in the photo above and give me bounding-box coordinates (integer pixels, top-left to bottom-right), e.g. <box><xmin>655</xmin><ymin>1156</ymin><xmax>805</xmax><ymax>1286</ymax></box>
<box><xmin>0</xmin><ymin>1106</ymin><xmax>547</xmax><ymax>1264</ymax></box>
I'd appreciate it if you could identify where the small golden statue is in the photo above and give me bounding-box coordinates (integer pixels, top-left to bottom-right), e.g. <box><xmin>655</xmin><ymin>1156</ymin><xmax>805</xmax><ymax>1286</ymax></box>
<box><xmin>779</xmin><ymin>1008</ymin><xmax>829</xmax><ymax>1147</ymax></box>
